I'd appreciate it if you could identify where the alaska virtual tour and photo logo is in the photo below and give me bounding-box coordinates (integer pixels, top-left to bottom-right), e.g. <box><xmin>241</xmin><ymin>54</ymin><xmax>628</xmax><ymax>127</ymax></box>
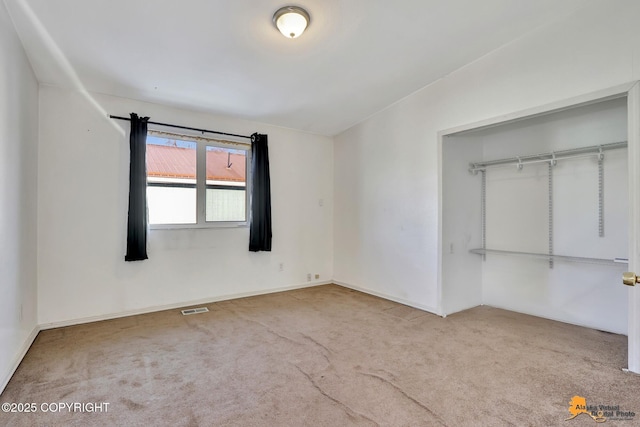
<box><xmin>566</xmin><ymin>396</ymin><xmax>636</xmax><ymax>423</ymax></box>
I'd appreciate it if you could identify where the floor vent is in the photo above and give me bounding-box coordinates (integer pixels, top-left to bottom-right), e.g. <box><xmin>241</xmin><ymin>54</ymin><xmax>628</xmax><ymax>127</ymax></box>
<box><xmin>181</xmin><ymin>307</ymin><xmax>209</xmax><ymax>315</ymax></box>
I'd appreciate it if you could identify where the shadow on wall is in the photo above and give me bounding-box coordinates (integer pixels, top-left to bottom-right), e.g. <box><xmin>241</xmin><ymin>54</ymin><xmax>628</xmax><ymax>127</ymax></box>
<box><xmin>5</xmin><ymin>0</ymin><xmax>123</xmax><ymax>136</ymax></box>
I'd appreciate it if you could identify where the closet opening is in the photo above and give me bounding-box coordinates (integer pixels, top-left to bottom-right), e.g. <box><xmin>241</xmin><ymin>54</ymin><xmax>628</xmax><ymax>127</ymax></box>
<box><xmin>440</xmin><ymin>96</ymin><xmax>628</xmax><ymax>335</ymax></box>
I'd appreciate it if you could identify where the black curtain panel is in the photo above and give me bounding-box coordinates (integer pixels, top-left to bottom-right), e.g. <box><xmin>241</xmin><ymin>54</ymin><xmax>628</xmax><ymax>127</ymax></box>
<box><xmin>249</xmin><ymin>133</ymin><xmax>272</xmax><ymax>252</ymax></box>
<box><xmin>125</xmin><ymin>113</ymin><xmax>150</xmax><ymax>261</ymax></box>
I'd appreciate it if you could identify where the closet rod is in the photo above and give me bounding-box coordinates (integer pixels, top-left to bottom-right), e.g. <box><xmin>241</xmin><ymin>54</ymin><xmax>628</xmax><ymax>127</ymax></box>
<box><xmin>469</xmin><ymin>141</ymin><xmax>627</xmax><ymax>173</ymax></box>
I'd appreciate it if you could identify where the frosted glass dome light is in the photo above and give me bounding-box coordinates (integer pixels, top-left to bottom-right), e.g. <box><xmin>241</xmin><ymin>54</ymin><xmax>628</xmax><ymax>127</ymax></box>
<box><xmin>273</xmin><ymin>6</ymin><xmax>310</xmax><ymax>39</ymax></box>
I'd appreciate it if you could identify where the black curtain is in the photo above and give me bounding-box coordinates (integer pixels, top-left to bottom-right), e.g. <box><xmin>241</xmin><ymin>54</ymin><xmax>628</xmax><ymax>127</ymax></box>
<box><xmin>125</xmin><ymin>113</ymin><xmax>149</xmax><ymax>261</ymax></box>
<box><xmin>249</xmin><ymin>133</ymin><xmax>272</xmax><ymax>252</ymax></box>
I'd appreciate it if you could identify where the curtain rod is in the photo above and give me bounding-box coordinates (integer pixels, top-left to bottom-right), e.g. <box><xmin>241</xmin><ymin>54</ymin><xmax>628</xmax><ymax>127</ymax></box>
<box><xmin>109</xmin><ymin>115</ymin><xmax>252</xmax><ymax>140</ymax></box>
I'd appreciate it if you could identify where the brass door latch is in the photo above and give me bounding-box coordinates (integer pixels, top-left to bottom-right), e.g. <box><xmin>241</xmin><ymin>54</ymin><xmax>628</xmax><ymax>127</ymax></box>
<box><xmin>623</xmin><ymin>272</ymin><xmax>640</xmax><ymax>286</ymax></box>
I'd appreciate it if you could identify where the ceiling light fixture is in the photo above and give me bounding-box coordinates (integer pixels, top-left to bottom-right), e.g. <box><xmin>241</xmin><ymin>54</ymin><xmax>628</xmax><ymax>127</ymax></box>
<box><xmin>273</xmin><ymin>6</ymin><xmax>310</xmax><ymax>39</ymax></box>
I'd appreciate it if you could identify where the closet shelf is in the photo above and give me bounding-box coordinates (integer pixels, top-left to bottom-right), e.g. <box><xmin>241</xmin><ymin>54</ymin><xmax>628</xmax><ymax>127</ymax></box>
<box><xmin>469</xmin><ymin>248</ymin><xmax>628</xmax><ymax>266</ymax></box>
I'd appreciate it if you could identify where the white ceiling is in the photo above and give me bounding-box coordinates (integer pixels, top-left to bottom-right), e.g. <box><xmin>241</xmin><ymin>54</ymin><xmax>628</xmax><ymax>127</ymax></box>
<box><xmin>5</xmin><ymin>0</ymin><xmax>590</xmax><ymax>136</ymax></box>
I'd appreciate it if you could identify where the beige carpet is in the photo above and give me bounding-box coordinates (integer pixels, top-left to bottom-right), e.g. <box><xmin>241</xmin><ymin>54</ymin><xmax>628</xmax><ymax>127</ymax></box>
<box><xmin>1</xmin><ymin>284</ymin><xmax>639</xmax><ymax>426</ymax></box>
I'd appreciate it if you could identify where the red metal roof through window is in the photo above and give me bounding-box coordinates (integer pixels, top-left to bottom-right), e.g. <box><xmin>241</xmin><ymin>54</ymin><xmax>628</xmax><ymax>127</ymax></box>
<box><xmin>146</xmin><ymin>144</ymin><xmax>246</xmax><ymax>182</ymax></box>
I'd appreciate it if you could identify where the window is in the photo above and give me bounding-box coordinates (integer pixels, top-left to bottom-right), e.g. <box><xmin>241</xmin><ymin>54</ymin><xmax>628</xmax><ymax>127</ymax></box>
<box><xmin>146</xmin><ymin>136</ymin><xmax>197</xmax><ymax>225</ymax></box>
<box><xmin>146</xmin><ymin>131</ymin><xmax>250</xmax><ymax>227</ymax></box>
<box><xmin>205</xmin><ymin>146</ymin><xmax>247</xmax><ymax>222</ymax></box>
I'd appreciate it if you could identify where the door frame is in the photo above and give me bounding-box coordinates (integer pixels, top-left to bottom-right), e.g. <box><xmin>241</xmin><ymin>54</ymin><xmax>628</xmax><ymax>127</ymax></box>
<box><xmin>437</xmin><ymin>81</ymin><xmax>640</xmax><ymax>372</ymax></box>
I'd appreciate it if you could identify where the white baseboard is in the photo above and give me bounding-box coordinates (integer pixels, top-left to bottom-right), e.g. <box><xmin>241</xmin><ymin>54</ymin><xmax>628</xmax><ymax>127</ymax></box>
<box><xmin>1</xmin><ymin>325</ymin><xmax>40</xmax><ymax>394</ymax></box>
<box><xmin>440</xmin><ymin>301</ymin><xmax>484</xmax><ymax>318</ymax></box>
<box><xmin>39</xmin><ymin>280</ymin><xmax>333</xmax><ymax>330</ymax></box>
<box><xmin>333</xmin><ymin>279</ymin><xmax>441</xmax><ymax>316</ymax></box>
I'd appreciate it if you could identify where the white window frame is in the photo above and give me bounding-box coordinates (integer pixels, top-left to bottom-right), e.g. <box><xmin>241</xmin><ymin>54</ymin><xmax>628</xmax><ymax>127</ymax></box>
<box><xmin>147</xmin><ymin>129</ymin><xmax>251</xmax><ymax>230</ymax></box>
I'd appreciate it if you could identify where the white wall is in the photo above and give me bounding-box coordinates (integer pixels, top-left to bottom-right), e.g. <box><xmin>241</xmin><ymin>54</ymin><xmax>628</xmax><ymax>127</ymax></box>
<box><xmin>334</xmin><ymin>0</ymin><xmax>640</xmax><ymax>315</ymax></box>
<box><xmin>440</xmin><ymin>135</ymin><xmax>483</xmax><ymax>314</ymax></box>
<box><xmin>37</xmin><ymin>86</ymin><xmax>333</xmax><ymax>326</ymax></box>
<box><xmin>0</xmin><ymin>1</ymin><xmax>39</xmax><ymax>391</ymax></box>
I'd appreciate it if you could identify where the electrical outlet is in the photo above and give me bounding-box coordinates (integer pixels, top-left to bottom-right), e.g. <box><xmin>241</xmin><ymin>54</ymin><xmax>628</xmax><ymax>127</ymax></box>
<box><xmin>279</xmin><ymin>262</ymin><xmax>284</xmax><ymax>272</ymax></box>
<box><xmin>307</xmin><ymin>273</ymin><xmax>312</xmax><ymax>281</ymax></box>
<box><xmin>315</xmin><ymin>274</ymin><xmax>320</xmax><ymax>279</ymax></box>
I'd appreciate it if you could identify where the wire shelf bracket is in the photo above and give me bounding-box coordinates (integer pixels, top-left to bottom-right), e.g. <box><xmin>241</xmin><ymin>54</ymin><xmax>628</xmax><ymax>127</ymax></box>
<box><xmin>471</xmin><ymin>141</ymin><xmax>627</xmax><ymax>268</ymax></box>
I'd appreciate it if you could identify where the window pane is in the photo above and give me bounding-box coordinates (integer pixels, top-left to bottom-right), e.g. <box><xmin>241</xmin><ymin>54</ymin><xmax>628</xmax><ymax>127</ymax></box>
<box><xmin>146</xmin><ymin>136</ymin><xmax>197</xmax><ymax>224</ymax></box>
<box><xmin>206</xmin><ymin>146</ymin><xmax>247</xmax><ymax>222</ymax></box>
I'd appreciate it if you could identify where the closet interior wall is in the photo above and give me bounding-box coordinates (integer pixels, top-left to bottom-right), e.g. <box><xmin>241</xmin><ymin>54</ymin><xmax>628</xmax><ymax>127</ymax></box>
<box><xmin>442</xmin><ymin>98</ymin><xmax>629</xmax><ymax>334</ymax></box>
